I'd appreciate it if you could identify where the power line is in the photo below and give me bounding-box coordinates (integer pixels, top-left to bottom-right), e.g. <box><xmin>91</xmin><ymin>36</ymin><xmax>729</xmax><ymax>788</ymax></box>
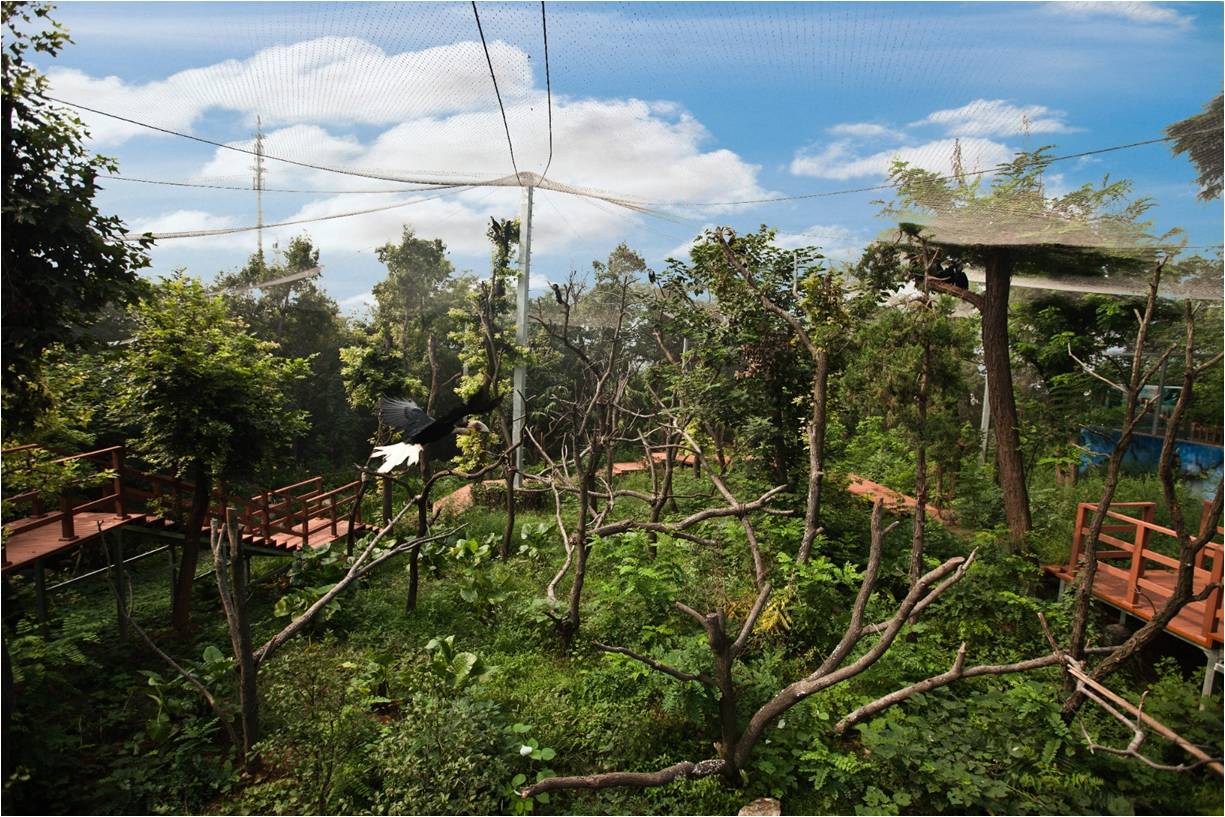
<box><xmin>471</xmin><ymin>1</ymin><xmax>519</xmax><ymax>179</ymax></box>
<box><xmin>643</xmin><ymin>127</ymin><xmax>1224</xmax><ymax>208</ymax></box>
<box><xmin>124</xmin><ymin>187</ymin><xmax>471</xmax><ymax>241</ymax></box>
<box><xmin>103</xmin><ymin>175</ymin><xmax>459</xmax><ymax>194</ymax></box>
<box><xmin>41</xmin><ymin>93</ymin><xmax>493</xmax><ymax>188</ymax></box>
<box><xmin>539</xmin><ymin>1</ymin><xmax>554</xmax><ymax>185</ymax></box>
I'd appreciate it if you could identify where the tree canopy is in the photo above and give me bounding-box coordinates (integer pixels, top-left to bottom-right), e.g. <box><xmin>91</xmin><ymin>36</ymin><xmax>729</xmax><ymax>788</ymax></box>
<box><xmin>1</xmin><ymin>1</ymin><xmax>151</xmax><ymax>431</ymax></box>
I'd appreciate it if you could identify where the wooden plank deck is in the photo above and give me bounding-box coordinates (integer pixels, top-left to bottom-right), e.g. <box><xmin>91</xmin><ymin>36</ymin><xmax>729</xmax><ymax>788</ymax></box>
<box><xmin>1043</xmin><ymin>501</ymin><xmax>1223</xmax><ymax>650</ymax></box>
<box><xmin>2</xmin><ymin>512</ymin><xmax>146</xmax><ymax>573</ymax></box>
<box><xmin>1045</xmin><ymin>562</ymin><xmax>1220</xmax><ymax>648</ymax></box>
<box><xmin>252</xmin><ymin>516</ymin><xmax>367</xmax><ymax>551</ymax></box>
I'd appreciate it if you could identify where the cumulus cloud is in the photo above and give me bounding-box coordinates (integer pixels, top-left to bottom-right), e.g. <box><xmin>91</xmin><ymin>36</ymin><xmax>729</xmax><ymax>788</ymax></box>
<box><xmin>1044</xmin><ymin>2</ymin><xmax>1191</xmax><ymax>28</ymax></box>
<box><xmin>910</xmin><ymin>99</ymin><xmax>1073</xmax><ymax>137</ymax></box>
<box><xmin>791</xmin><ymin>137</ymin><xmax>1014</xmax><ymax>181</ymax></box>
<box><xmin>126</xmin><ymin>97</ymin><xmax>769</xmax><ymax>259</ymax></box>
<box><xmin>827</xmin><ymin>122</ymin><xmax>906</xmax><ymax>140</ymax></box>
<box><xmin>47</xmin><ymin>37</ymin><xmax>532</xmax><ymax>146</ymax></box>
<box><xmin>773</xmin><ymin>224</ymin><xmax>868</xmax><ymax>263</ymax></box>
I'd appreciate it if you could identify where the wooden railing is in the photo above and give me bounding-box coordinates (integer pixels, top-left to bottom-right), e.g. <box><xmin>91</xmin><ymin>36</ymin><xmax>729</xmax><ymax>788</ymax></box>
<box><xmin>2</xmin><ymin>445</ymin><xmax>128</xmax><ymax>548</ymax></box>
<box><xmin>243</xmin><ymin>477</ymin><xmax>363</xmax><ymax>549</ymax></box>
<box><xmin>1064</xmin><ymin>500</ymin><xmax>1224</xmax><ymax>645</ymax></box>
<box><xmin>4</xmin><ymin>444</ymin><xmax>364</xmax><ymax>553</ymax></box>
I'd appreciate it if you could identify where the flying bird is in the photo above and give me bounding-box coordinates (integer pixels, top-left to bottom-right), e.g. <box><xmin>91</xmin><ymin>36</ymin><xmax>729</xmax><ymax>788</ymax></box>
<box><xmin>377</xmin><ymin>384</ymin><xmax>500</xmax><ymax>446</ymax></box>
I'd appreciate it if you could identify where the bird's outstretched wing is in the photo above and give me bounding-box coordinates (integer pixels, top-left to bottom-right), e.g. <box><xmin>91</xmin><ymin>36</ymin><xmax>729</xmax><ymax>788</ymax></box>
<box><xmin>378</xmin><ymin>396</ymin><xmax>434</xmax><ymax>439</ymax></box>
<box><xmin>432</xmin><ymin>382</ymin><xmax>502</xmax><ymax>431</ymax></box>
<box><xmin>371</xmin><ymin>442</ymin><xmax>423</xmax><ymax>474</ymax></box>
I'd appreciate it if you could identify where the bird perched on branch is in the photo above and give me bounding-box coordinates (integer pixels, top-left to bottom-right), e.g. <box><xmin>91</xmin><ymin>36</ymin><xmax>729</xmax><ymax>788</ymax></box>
<box><xmin>377</xmin><ymin>384</ymin><xmax>499</xmax><ymax>446</ymax></box>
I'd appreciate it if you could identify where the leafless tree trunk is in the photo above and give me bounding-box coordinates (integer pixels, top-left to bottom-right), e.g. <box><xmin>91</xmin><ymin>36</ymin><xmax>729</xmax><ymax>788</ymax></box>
<box><xmin>171</xmin><ymin>459</ymin><xmax>210</xmax><ymax>635</ymax></box>
<box><xmin>1063</xmin><ymin>285</ymin><xmax>1224</xmax><ymax>716</ymax></box>
<box><xmin>211</xmin><ymin>513</ymin><xmax>259</xmax><ymax>765</ymax></box>
<box><xmin>1064</xmin><ymin>259</ymin><xmax>1177</xmax><ymax>666</ymax></box>
<box><xmin>521</xmin><ymin>499</ymin><xmax>1024</xmax><ymax>800</ymax></box>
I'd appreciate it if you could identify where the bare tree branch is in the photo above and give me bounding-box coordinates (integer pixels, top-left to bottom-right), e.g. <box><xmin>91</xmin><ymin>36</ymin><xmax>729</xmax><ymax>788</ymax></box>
<box><xmin>520</xmin><ymin>758</ymin><xmax>726</xmax><ymax>798</ymax></box>
<box><xmin>593</xmin><ymin>641</ymin><xmax>714</xmax><ymax>686</ymax></box>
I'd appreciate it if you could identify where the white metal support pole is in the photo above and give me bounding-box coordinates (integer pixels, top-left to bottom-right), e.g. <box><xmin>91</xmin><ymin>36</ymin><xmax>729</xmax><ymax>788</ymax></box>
<box><xmin>254</xmin><ymin>116</ymin><xmax>265</xmax><ymax>262</ymax></box>
<box><xmin>978</xmin><ymin>369</ymin><xmax>991</xmax><ymax>466</ymax></box>
<box><xmin>513</xmin><ymin>185</ymin><xmax>533</xmax><ymax>488</ymax></box>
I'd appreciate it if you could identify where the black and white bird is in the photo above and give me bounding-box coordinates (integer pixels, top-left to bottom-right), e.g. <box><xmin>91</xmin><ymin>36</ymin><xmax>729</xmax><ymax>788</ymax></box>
<box><xmin>371</xmin><ymin>387</ymin><xmax>498</xmax><ymax>473</ymax></box>
<box><xmin>379</xmin><ymin>386</ymin><xmax>498</xmax><ymax>441</ymax></box>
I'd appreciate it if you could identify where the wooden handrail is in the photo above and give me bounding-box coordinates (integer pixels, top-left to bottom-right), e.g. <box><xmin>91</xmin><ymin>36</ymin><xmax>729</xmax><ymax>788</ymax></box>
<box><xmin>267</xmin><ymin>475</ymin><xmax>325</xmax><ymax>496</ymax></box>
<box><xmin>1</xmin><ymin>443</ymin><xmax>43</xmax><ymax>455</ymax></box>
<box><xmin>45</xmin><ymin>445</ymin><xmax>124</xmax><ymax>467</ymax></box>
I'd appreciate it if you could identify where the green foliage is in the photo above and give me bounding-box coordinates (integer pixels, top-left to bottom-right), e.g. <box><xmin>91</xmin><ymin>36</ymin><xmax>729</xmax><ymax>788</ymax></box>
<box><xmin>216</xmin><ymin>237</ymin><xmax>367</xmax><ymax>471</ymax></box>
<box><xmin>248</xmin><ymin>647</ymin><xmax>381</xmax><ymax>814</ymax></box>
<box><xmin>1</xmin><ymin>1</ymin><xmax>151</xmax><ymax>430</ymax></box>
<box><xmin>448</xmin><ymin>534</ymin><xmax>509</xmax><ymax>617</ymax></box>
<box><xmin>369</xmin><ymin>679</ymin><xmax>512</xmax><ymax>815</ymax></box>
<box><xmin>114</xmin><ymin>274</ymin><xmax>310</xmax><ymax>482</ymax></box>
<box><xmin>339</xmin><ymin>324</ymin><xmax>423</xmax><ymax>415</ymax></box>
<box><xmin>272</xmin><ymin>541</ymin><xmax>347</xmax><ymax>626</ymax></box>
<box><xmin>1167</xmin><ymin>93</ymin><xmax>1223</xmax><ymax>201</ymax></box>
<box><xmin>425</xmin><ymin>635</ymin><xmax>496</xmax><ymax>692</ymax></box>
<box><xmin>505</xmin><ymin>722</ymin><xmax>558</xmax><ymax>814</ymax></box>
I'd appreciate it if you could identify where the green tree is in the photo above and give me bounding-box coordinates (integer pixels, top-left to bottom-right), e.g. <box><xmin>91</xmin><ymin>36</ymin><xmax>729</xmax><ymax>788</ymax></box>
<box><xmin>372</xmin><ymin>226</ymin><xmax>462</xmax><ymax>381</ymax></box>
<box><xmin>1</xmin><ymin>2</ymin><xmax>150</xmax><ymax>431</ymax></box>
<box><xmin>115</xmin><ymin>275</ymin><xmax>309</xmax><ymax>633</ymax></box>
<box><xmin>451</xmin><ymin>218</ymin><xmax>522</xmax><ymax>558</ymax></box>
<box><xmin>659</xmin><ymin>229</ymin><xmax>819</xmax><ymax>485</ymax></box>
<box><xmin>1167</xmin><ymin>93</ymin><xmax>1223</xmax><ymax>201</ymax></box>
<box><xmin>217</xmin><ymin>236</ymin><xmax>363</xmax><ymax>472</ymax></box>
<box><xmin>884</xmin><ymin>149</ymin><xmax>1156</xmax><ymax>546</ymax></box>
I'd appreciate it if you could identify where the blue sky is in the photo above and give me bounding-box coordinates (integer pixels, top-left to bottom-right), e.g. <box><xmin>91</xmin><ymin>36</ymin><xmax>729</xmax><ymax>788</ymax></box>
<box><xmin>37</xmin><ymin>1</ymin><xmax>1224</xmax><ymax>312</ymax></box>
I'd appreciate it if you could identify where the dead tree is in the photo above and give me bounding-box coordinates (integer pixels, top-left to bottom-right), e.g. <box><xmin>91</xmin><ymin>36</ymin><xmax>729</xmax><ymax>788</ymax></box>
<box><xmin>520</xmin><ymin>498</ymin><xmax>1059</xmax><ymax>798</ymax></box>
<box><xmin>527</xmin><ymin>272</ymin><xmax>640</xmax><ymax>641</ymax></box>
<box><xmin>713</xmin><ymin>228</ymin><xmax>836</xmax><ymax>565</ymax></box>
<box><xmin>1063</xmin><ymin>261</ymin><xmax>1224</xmax><ymax>716</ymax></box>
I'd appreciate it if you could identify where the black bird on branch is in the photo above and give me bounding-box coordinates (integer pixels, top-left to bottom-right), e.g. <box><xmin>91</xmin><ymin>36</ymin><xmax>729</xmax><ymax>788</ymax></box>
<box><xmin>928</xmin><ymin>258</ymin><xmax>969</xmax><ymax>290</ymax></box>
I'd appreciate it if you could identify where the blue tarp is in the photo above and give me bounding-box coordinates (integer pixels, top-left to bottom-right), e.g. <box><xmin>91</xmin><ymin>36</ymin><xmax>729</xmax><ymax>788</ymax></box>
<box><xmin>1080</xmin><ymin>428</ymin><xmax>1223</xmax><ymax>499</ymax></box>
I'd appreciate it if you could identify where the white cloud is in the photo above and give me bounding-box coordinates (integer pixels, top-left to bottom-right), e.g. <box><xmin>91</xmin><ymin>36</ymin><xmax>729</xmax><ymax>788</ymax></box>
<box><xmin>48</xmin><ymin>37</ymin><xmax>532</xmax><ymax>146</ymax></box>
<box><xmin>827</xmin><ymin>122</ymin><xmax>906</xmax><ymax>140</ymax></box>
<box><xmin>774</xmin><ymin>224</ymin><xmax>868</xmax><ymax>263</ymax></box>
<box><xmin>338</xmin><ymin>290</ymin><xmax>375</xmax><ymax>314</ymax></box>
<box><xmin>791</xmin><ymin>137</ymin><xmax>1014</xmax><ymax>181</ymax></box>
<box><xmin>1045</xmin><ymin>2</ymin><xmax>1191</xmax><ymax>28</ymax></box>
<box><xmin>911</xmin><ymin>99</ymin><xmax>1073</xmax><ymax>138</ymax></box>
<box><xmin>131</xmin><ymin>97</ymin><xmax>770</xmax><ymax>258</ymax></box>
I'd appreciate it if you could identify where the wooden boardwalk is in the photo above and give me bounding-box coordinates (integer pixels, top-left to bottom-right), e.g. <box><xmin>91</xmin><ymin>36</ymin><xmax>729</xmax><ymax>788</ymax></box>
<box><xmin>3</xmin><ymin>445</ymin><xmax>372</xmax><ymax>572</ymax></box>
<box><xmin>3</xmin><ymin>512</ymin><xmax>147</xmax><ymax>573</ymax></box>
<box><xmin>1043</xmin><ymin>501</ymin><xmax>1223</xmax><ymax>650</ymax></box>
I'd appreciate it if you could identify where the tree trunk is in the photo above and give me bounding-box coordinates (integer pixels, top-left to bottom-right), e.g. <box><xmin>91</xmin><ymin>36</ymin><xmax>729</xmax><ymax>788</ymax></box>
<box><xmin>797</xmin><ymin>349</ymin><xmax>829</xmax><ymax>564</ymax></box>
<box><xmin>708</xmin><ymin>617</ymin><xmax>742</xmax><ymax>783</ymax></box>
<box><xmin>499</xmin><ymin>407</ymin><xmax>516</xmax><ymax>560</ymax></box>
<box><xmin>172</xmin><ymin>460</ymin><xmax>210</xmax><ymax>635</ymax></box>
<box><xmin>981</xmin><ymin>250</ymin><xmax>1031</xmax><ymax>547</ymax></box>
<box><xmin>563</xmin><ymin>467</ymin><xmax>594</xmax><ymax>643</ymax></box>
<box><xmin>219</xmin><ymin>514</ymin><xmax>259</xmax><ymax>763</ymax></box>
<box><xmin>407</xmin><ymin>457</ymin><xmax>430</xmax><ymax>612</ymax></box>
<box><xmin>910</xmin><ymin>339</ymin><xmax>930</xmax><ymax>587</ymax></box>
